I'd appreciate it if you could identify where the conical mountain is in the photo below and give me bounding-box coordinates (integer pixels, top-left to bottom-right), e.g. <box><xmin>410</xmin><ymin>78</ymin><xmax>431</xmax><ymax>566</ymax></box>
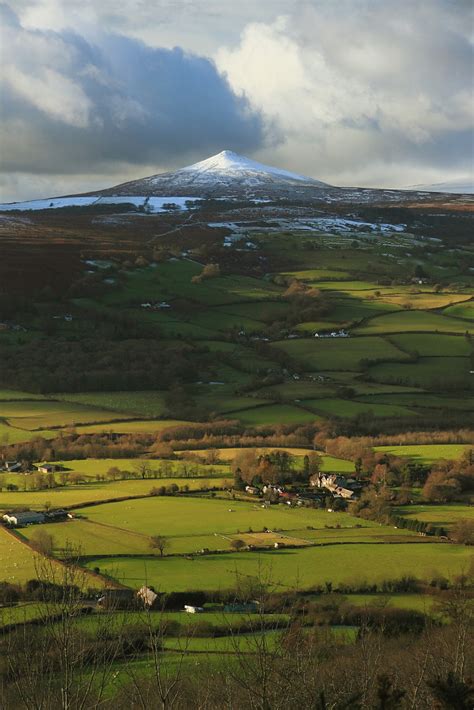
<box><xmin>99</xmin><ymin>150</ymin><xmax>330</xmax><ymax>197</ymax></box>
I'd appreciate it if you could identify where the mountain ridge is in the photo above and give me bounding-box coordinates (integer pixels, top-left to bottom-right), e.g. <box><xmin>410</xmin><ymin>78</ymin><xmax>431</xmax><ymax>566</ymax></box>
<box><xmin>99</xmin><ymin>149</ymin><xmax>330</xmax><ymax>197</ymax></box>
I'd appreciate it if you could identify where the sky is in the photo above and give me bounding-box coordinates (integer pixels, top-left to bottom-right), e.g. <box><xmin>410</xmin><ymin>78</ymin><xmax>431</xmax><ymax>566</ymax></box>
<box><xmin>1</xmin><ymin>0</ymin><xmax>473</xmax><ymax>201</ymax></box>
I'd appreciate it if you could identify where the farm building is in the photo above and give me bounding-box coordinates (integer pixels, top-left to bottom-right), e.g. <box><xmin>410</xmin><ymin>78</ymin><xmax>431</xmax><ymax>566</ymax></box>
<box><xmin>45</xmin><ymin>509</ymin><xmax>69</xmax><ymax>522</ymax></box>
<box><xmin>245</xmin><ymin>485</ymin><xmax>260</xmax><ymax>495</ymax></box>
<box><xmin>1</xmin><ymin>461</ymin><xmax>21</xmax><ymax>472</ymax></box>
<box><xmin>3</xmin><ymin>511</ymin><xmax>46</xmax><ymax>527</ymax></box>
<box><xmin>184</xmin><ymin>605</ymin><xmax>204</xmax><ymax>613</ymax></box>
<box><xmin>34</xmin><ymin>463</ymin><xmax>58</xmax><ymax>473</ymax></box>
<box><xmin>310</xmin><ymin>473</ymin><xmax>356</xmax><ymax>499</ymax></box>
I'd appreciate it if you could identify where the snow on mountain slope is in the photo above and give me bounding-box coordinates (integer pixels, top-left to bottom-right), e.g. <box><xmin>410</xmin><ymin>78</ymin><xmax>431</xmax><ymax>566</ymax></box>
<box><xmin>178</xmin><ymin>150</ymin><xmax>324</xmax><ymax>184</ymax></box>
<box><xmin>102</xmin><ymin>150</ymin><xmax>329</xmax><ymax>196</ymax></box>
<box><xmin>404</xmin><ymin>178</ymin><xmax>473</xmax><ymax>194</ymax></box>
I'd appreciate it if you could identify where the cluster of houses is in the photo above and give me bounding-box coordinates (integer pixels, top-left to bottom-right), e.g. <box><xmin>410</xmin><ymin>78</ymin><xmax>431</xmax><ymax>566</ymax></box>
<box><xmin>310</xmin><ymin>473</ymin><xmax>362</xmax><ymax>500</ymax></box>
<box><xmin>2</xmin><ymin>509</ymin><xmax>70</xmax><ymax>527</ymax></box>
<box><xmin>1</xmin><ymin>461</ymin><xmax>58</xmax><ymax>474</ymax></box>
<box><xmin>314</xmin><ymin>329</ymin><xmax>350</xmax><ymax>338</ymax></box>
<box><xmin>245</xmin><ymin>473</ymin><xmax>362</xmax><ymax>506</ymax></box>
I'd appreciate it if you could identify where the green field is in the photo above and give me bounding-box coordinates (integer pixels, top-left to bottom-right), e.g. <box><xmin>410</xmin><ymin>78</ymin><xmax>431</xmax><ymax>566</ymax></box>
<box><xmin>389</xmin><ymin>334</ymin><xmax>472</xmax><ymax>357</ymax></box>
<box><xmin>73</xmin><ymin>419</ymin><xmax>189</xmax><ymax>434</ymax></box>
<box><xmin>443</xmin><ymin>301</ymin><xmax>474</xmax><ymax>320</ymax></box>
<box><xmin>273</xmin><ymin>336</ymin><xmax>408</xmax><ymax>371</ymax></box>
<box><xmin>0</xmin><ymin>389</ymin><xmax>46</xmax><ymax>400</ymax></box>
<box><xmin>373</xmin><ymin>443</ymin><xmax>472</xmax><ymax>463</ymax></box>
<box><xmin>84</xmin><ymin>543</ymin><xmax>474</xmax><ymax>592</ymax></box>
<box><xmin>304</xmin><ymin>398</ymin><xmax>417</xmax><ymax>418</ymax></box>
<box><xmin>367</xmin><ymin>357</ymin><xmax>473</xmax><ymax>390</ymax></box>
<box><xmin>81</xmin><ymin>498</ymin><xmax>370</xmax><ymax>538</ymax></box>
<box><xmin>50</xmin><ymin>458</ymin><xmax>230</xmax><ymax>479</ymax></box>
<box><xmin>58</xmin><ymin>391</ymin><xmax>167</xmax><ymax>418</ymax></box>
<box><xmin>0</xmin><ymin>400</ymin><xmax>135</xmax><ymax>430</ymax></box>
<box><xmin>0</xmin><ymin>421</ymin><xmax>56</xmax><ymax>444</ymax></box>
<box><xmin>393</xmin><ymin>504</ymin><xmax>474</xmax><ymax>529</ymax></box>
<box><xmin>0</xmin><ymin>476</ymin><xmax>231</xmax><ymax>512</ymax></box>
<box><xmin>358</xmin><ymin>393</ymin><xmax>474</xmax><ymax>411</ymax></box>
<box><xmin>232</xmin><ymin>404</ymin><xmax>320</xmax><ymax>426</ymax></box>
<box><xmin>0</xmin><ymin>527</ymin><xmax>42</xmax><ymax>584</ymax></box>
<box><xmin>354</xmin><ymin>310</ymin><xmax>473</xmax><ymax>335</ymax></box>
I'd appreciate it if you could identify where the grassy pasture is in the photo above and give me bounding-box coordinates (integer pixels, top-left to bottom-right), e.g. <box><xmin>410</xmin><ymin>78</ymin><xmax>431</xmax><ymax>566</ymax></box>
<box><xmin>197</xmin><ymin>395</ymin><xmax>273</xmax><ymax>415</ymax></box>
<box><xmin>0</xmin><ymin>477</ymin><xmax>231</xmax><ymax>512</ymax></box>
<box><xmin>354</xmin><ymin>310</ymin><xmax>473</xmax><ymax>335</ymax></box>
<box><xmin>81</xmin><ymin>498</ymin><xmax>375</xmax><ymax>538</ymax></box>
<box><xmin>273</xmin><ymin>336</ymin><xmax>408</xmax><ymax>371</ymax></box>
<box><xmin>0</xmin><ymin>400</ymin><xmax>134</xmax><ymax>431</ymax></box>
<box><xmin>393</xmin><ymin>504</ymin><xmax>474</xmax><ymax>529</ymax></box>
<box><xmin>311</xmin><ymin>280</ymin><xmax>393</xmax><ymax>292</ymax></box>
<box><xmin>282</xmin><ymin>268</ymin><xmax>351</xmax><ymax>280</ymax></box>
<box><xmin>325</xmin><ymin>299</ymin><xmax>397</xmax><ymax>323</ymax></box>
<box><xmin>304</xmin><ymin>398</ymin><xmax>417</xmax><ymax>418</ymax></box>
<box><xmin>373</xmin><ymin>443</ymin><xmax>472</xmax><ymax>464</ymax></box>
<box><xmin>103</xmin><ymin>262</ymin><xmax>282</xmax><ymax>310</ymax></box>
<box><xmin>84</xmin><ymin>543</ymin><xmax>474</xmax><ymax>592</ymax></box>
<box><xmin>20</xmin><ymin>519</ymin><xmax>152</xmax><ymax>556</ymax></box>
<box><xmin>232</xmin><ymin>404</ymin><xmax>320</xmax><ymax>426</ymax></box>
<box><xmin>331</xmin><ymin>593</ymin><xmax>438</xmax><ymax>613</ymax></box>
<box><xmin>378</xmin><ymin>294</ymin><xmax>472</xmax><ymax>310</ymax></box>
<box><xmin>0</xmin><ymin>527</ymin><xmax>42</xmax><ymax>584</ymax></box>
<box><xmin>57</xmin><ymin>391</ymin><xmax>167</xmax><ymax>418</ymax></box>
<box><xmin>389</xmin><ymin>334</ymin><xmax>472</xmax><ymax>357</ymax></box>
<box><xmin>73</xmin><ymin>419</ymin><xmax>189</xmax><ymax>435</ymax></box>
<box><xmin>212</xmin><ymin>301</ymin><xmax>290</xmax><ymax>323</ymax></box>
<box><xmin>50</xmin><ymin>458</ymin><xmax>230</xmax><ymax>478</ymax></box>
<box><xmin>0</xmin><ymin>389</ymin><xmax>46</xmax><ymax>400</ymax></box>
<box><xmin>191</xmin><ymin>310</ymin><xmax>264</xmax><ymax>333</ymax></box>
<box><xmin>358</xmin><ymin>393</ymin><xmax>474</xmax><ymax>412</ymax></box>
<box><xmin>0</xmin><ymin>421</ymin><xmax>56</xmax><ymax>444</ymax></box>
<box><xmin>443</xmin><ymin>301</ymin><xmax>474</xmax><ymax>320</ymax></box>
<box><xmin>367</xmin><ymin>357</ymin><xmax>473</xmax><ymax>390</ymax></box>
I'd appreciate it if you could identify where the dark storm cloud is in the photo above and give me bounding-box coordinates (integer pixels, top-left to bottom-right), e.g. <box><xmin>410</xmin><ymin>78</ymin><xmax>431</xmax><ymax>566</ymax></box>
<box><xmin>0</xmin><ymin>4</ymin><xmax>265</xmax><ymax>175</ymax></box>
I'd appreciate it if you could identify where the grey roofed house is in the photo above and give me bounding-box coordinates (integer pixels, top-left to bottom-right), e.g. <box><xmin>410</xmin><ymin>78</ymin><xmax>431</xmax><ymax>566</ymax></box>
<box><xmin>3</xmin><ymin>461</ymin><xmax>21</xmax><ymax>472</ymax></box>
<box><xmin>44</xmin><ymin>509</ymin><xmax>68</xmax><ymax>522</ymax></box>
<box><xmin>2</xmin><ymin>511</ymin><xmax>46</xmax><ymax>527</ymax></box>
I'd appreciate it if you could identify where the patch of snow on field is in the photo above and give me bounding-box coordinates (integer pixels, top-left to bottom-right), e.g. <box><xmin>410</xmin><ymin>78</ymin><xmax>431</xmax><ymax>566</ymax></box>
<box><xmin>0</xmin><ymin>195</ymin><xmax>202</xmax><ymax>213</ymax></box>
<box><xmin>0</xmin><ymin>197</ymin><xmax>99</xmax><ymax>211</ymax></box>
<box><xmin>146</xmin><ymin>196</ymin><xmax>201</xmax><ymax>211</ymax></box>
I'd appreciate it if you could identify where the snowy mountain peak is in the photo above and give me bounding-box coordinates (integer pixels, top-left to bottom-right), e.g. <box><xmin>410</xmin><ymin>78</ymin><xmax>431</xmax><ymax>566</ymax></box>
<box><xmin>95</xmin><ymin>150</ymin><xmax>330</xmax><ymax>198</ymax></box>
<box><xmin>177</xmin><ymin>150</ymin><xmax>324</xmax><ymax>185</ymax></box>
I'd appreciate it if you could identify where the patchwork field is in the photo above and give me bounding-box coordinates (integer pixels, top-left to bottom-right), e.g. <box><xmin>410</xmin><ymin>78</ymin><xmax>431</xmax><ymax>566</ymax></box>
<box><xmin>393</xmin><ymin>504</ymin><xmax>474</xmax><ymax>529</ymax></box>
<box><xmin>367</xmin><ymin>357</ymin><xmax>473</xmax><ymax>390</ymax></box>
<box><xmin>0</xmin><ymin>400</ymin><xmax>138</xmax><ymax>431</ymax></box>
<box><xmin>304</xmin><ymin>398</ymin><xmax>417</xmax><ymax>418</ymax></box>
<box><xmin>354</xmin><ymin>310</ymin><xmax>473</xmax><ymax>335</ymax></box>
<box><xmin>0</xmin><ymin>526</ymin><xmax>42</xmax><ymax>584</ymax></box>
<box><xmin>57</xmin><ymin>391</ymin><xmax>168</xmax><ymax>418</ymax></box>
<box><xmin>373</xmin><ymin>443</ymin><xmax>472</xmax><ymax>463</ymax></box>
<box><xmin>388</xmin><ymin>334</ymin><xmax>472</xmax><ymax>357</ymax></box>
<box><xmin>273</xmin><ymin>336</ymin><xmax>409</xmax><ymax>371</ymax></box>
<box><xmin>232</xmin><ymin>403</ymin><xmax>320</xmax><ymax>426</ymax></box>
<box><xmin>80</xmin><ymin>497</ymin><xmax>371</xmax><ymax>538</ymax></box>
<box><xmin>0</xmin><ymin>476</ymin><xmax>231</xmax><ymax>511</ymax></box>
<box><xmin>84</xmin><ymin>543</ymin><xmax>473</xmax><ymax>592</ymax></box>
